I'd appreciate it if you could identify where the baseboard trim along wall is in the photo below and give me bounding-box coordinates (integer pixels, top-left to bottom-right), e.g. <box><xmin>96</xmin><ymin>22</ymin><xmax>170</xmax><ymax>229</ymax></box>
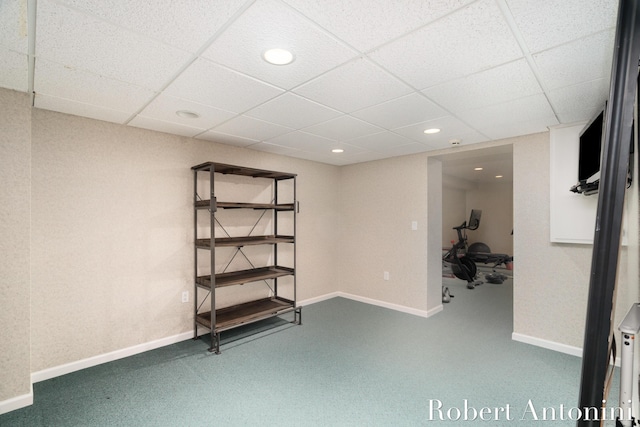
<box><xmin>31</xmin><ymin>331</ymin><xmax>194</xmax><ymax>384</ymax></box>
<box><xmin>512</xmin><ymin>332</ymin><xmax>583</xmax><ymax>358</ymax></box>
<box><xmin>299</xmin><ymin>291</ymin><xmax>443</xmax><ymax>318</ymax></box>
<box><xmin>0</xmin><ymin>386</ymin><xmax>33</xmax><ymax>415</ymax></box>
<box><xmin>512</xmin><ymin>332</ymin><xmax>622</xmax><ymax>366</ymax></box>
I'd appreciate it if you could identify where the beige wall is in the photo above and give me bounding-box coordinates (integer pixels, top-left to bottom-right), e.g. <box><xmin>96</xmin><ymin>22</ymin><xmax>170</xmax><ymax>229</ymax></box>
<box><xmin>29</xmin><ymin>108</ymin><xmax>341</xmax><ymax>372</ymax></box>
<box><xmin>512</xmin><ymin>132</ymin><xmax>635</xmax><ymax>348</ymax></box>
<box><xmin>442</xmin><ymin>177</ymin><xmax>513</xmax><ymax>255</ymax></box>
<box><xmin>0</xmin><ymin>89</ymin><xmax>32</xmax><ymax>403</ymax></box>
<box><xmin>441</xmin><ymin>186</ymin><xmax>466</xmax><ymax>248</ymax></box>
<box><xmin>465</xmin><ymin>180</ymin><xmax>514</xmax><ymax>255</ymax></box>
<box><xmin>339</xmin><ymin>154</ymin><xmax>431</xmax><ymax>312</ymax></box>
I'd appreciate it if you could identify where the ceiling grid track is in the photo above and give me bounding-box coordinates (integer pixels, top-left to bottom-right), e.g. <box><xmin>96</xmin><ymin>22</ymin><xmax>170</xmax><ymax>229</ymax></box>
<box><xmin>495</xmin><ymin>0</ymin><xmax>561</xmax><ymax>123</ymax></box>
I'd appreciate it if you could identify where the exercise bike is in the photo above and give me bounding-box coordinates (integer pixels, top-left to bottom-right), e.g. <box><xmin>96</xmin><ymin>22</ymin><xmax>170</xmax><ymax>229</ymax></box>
<box><xmin>442</xmin><ymin>209</ymin><xmax>483</xmax><ymax>290</ymax></box>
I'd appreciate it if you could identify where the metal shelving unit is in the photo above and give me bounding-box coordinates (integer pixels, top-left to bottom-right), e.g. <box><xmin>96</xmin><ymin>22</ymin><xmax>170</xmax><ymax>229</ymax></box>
<box><xmin>191</xmin><ymin>162</ymin><xmax>300</xmax><ymax>354</ymax></box>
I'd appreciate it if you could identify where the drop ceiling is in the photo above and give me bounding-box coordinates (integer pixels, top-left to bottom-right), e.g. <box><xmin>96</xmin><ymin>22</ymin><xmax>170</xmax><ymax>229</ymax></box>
<box><xmin>0</xmin><ymin>0</ymin><xmax>618</xmax><ymax>166</ymax></box>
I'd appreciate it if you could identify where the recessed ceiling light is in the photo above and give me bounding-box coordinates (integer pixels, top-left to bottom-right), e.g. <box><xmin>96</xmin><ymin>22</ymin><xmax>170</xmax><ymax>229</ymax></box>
<box><xmin>495</xmin><ymin>175</ymin><xmax>503</xmax><ymax>178</ymax></box>
<box><xmin>423</xmin><ymin>128</ymin><xmax>441</xmax><ymax>134</ymax></box>
<box><xmin>176</xmin><ymin>110</ymin><xmax>199</xmax><ymax>119</ymax></box>
<box><xmin>474</xmin><ymin>167</ymin><xmax>483</xmax><ymax>171</ymax></box>
<box><xmin>332</xmin><ymin>148</ymin><xmax>344</xmax><ymax>153</ymax></box>
<box><xmin>263</xmin><ymin>48</ymin><xmax>294</xmax><ymax>65</ymax></box>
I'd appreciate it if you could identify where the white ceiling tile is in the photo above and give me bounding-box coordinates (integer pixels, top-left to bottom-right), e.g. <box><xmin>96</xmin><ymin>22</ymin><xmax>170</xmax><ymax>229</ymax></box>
<box><xmin>137</xmin><ymin>94</ymin><xmax>236</xmax><ymax>130</ymax></box>
<box><xmin>505</xmin><ymin>0</ymin><xmax>618</xmax><ymax>53</ymax></box>
<box><xmin>284</xmin><ymin>149</ymin><xmax>345</xmax><ymax>165</ymax></box>
<box><xmin>34</xmin><ymin>93</ymin><xmax>132</xmax><ymax>123</ymax></box>
<box><xmin>441</xmin><ymin>148</ymin><xmax>513</xmax><ymax>183</ymax></box>
<box><xmin>378</xmin><ymin>143</ymin><xmax>432</xmax><ymax>156</ymax></box>
<box><xmin>332</xmin><ymin>150</ymin><xmax>390</xmax><ymax>165</ymax></box>
<box><xmin>246</xmin><ymin>142</ymin><xmax>303</xmax><ymax>156</ymax></box>
<box><xmin>392</xmin><ymin>115</ymin><xmax>481</xmax><ymax>144</ymax></box>
<box><xmin>164</xmin><ymin>58</ymin><xmax>284</xmax><ymax>113</ymax></box>
<box><xmin>548</xmin><ymin>78</ymin><xmax>609</xmax><ymax>124</ymax></box>
<box><xmin>345</xmin><ymin>131</ymin><xmax>416</xmax><ymax>151</ymax></box>
<box><xmin>36</xmin><ymin>0</ymin><xmax>192</xmax><ymax>90</ymax></box>
<box><xmin>196</xmin><ymin>130</ymin><xmax>258</xmax><ymax>147</ymax></box>
<box><xmin>351</xmin><ymin>93</ymin><xmax>448</xmax><ymax>130</ymax></box>
<box><xmin>369</xmin><ymin>0</ymin><xmax>523</xmax><ymax>90</ymax></box>
<box><xmin>294</xmin><ymin>57</ymin><xmax>413</xmax><ymax>113</ymax></box>
<box><xmin>211</xmin><ymin>115</ymin><xmax>294</xmax><ymax>141</ymax></box>
<box><xmin>244</xmin><ymin>93</ymin><xmax>342</xmax><ymax>129</ymax></box>
<box><xmin>533</xmin><ymin>30</ymin><xmax>614</xmax><ymax>91</ymax></box>
<box><xmin>0</xmin><ymin>47</ymin><xmax>28</xmax><ymax>92</ymax></box>
<box><xmin>423</xmin><ymin>59</ymin><xmax>542</xmax><ymax>111</ymax></box>
<box><xmin>128</xmin><ymin>116</ymin><xmax>205</xmax><ymax>138</ymax></box>
<box><xmin>34</xmin><ymin>58</ymin><xmax>156</xmax><ymax>114</ymax></box>
<box><xmin>201</xmin><ymin>0</ymin><xmax>357</xmax><ymax>89</ymax></box>
<box><xmin>267</xmin><ymin>131</ymin><xmax>341</xmax><ymax>154</ymax></box>
<box><xmin>52</xmin><ymin>0</ymin><xmax>248</xmax><ymax>53</ymax></box>
<box><xmin>0</xmin><ymin>0</ymin><xmax>28</xmax><ymax>53</ymax></box>
<box><xmin>457</xmin><ymin>93</ymin><xmax>558</xmax><ymax>137</ymax></box>
<box><xmin>282</xmin><ymin>0</ymin><xmax>474</xmax><ymax>52</ymax></box>
<box><xmin>479</xmin><ymin>116</ymin><xmax>559</xmax><ymax>141</ymax></box>
<box><xmin>303</xmin><ymin>115</ymin><xmax>384</xmax><ymax>141</ymax></box>
<box><xmin>20</xmin><ymin>0</ymin><xmax>620</xmax><ymax>166</ymax></box>
<box><xmin>424</xmin><ymin>133</ymin><xmax>491</xmax><ymax>150</ymax></box>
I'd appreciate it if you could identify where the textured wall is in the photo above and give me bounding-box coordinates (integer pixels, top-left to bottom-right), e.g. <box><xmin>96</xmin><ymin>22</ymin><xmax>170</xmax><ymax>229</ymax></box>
<box><xmin>441</xmin><ymin>186</ymin><xmax>466</xmax><ymax>248</ymax></box>
<box><xmin>0</xmin><ymin>89</ymin><xmax>31</xmax><ymax>401</ymax></box>
<box><xmin>339</xmin><ymin>154</ymin><xmax>431</xmax><ymax>311</ymax></box>
<box><xmin>426</xmin><ymin>158</ymin><xmax>443</xmax><ymax>312</ymax></box>
<box><xmin>29</xmin><ymin>108</ymin><xmax>340</xmax><ymax>371</ymax></box>
<box><xmin>465</xmin><ymin>180</ymin><xmax>514</xmax><ymax>255</ymax></box>
<box><xmin>513</xmin><ymin>132</ymin><xmax>633</xmax><ymax>348</ymax></box>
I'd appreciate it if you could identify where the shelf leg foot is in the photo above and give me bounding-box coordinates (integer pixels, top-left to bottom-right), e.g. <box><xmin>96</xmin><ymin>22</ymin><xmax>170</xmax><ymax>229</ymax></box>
<box><xmin>208</xmin><ymin>332</ymin><xmax>221</xmax><ymax>354</ymax></box>
<box><xmin>293</xmin><ymin>307</ymin><xmax>302</xmax><ymax>325</ymax></box>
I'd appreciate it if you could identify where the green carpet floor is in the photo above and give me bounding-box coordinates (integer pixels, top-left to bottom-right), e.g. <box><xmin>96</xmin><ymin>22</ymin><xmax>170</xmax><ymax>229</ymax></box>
<box><xmin>0</xmin><ymin>276</ymin><xmax>622</xmax><ymax>426</ymax></box>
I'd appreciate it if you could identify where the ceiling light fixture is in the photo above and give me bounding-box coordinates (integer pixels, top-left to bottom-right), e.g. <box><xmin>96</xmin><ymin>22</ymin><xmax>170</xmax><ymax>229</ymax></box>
<box><xmin>474</xmin><ymin>167</ymin><xmax>483</xmax><ymax>171</ymax></box>
<box><xmin>176</xmin><ymin>110</ymin><xmax>199</xmax><ymax>119</ymax></box>
<box><xmin>495</xmin><ymin>175</ymin><xmax>503</xmax><ymax>178</ymax></box>
<box><xmin>332</xmin><ymin>148</ymin><xmax>344</xmax><ymax>153</ymax></box>
<box><xmin>263</xmin><ymin>48</ymin><xmax>295</xmax><ymax>65</ymax></box>
<box><xmin>423</xmin><ymin>128</ymin><xmax>441</xmax><ymax>134</ymax></box>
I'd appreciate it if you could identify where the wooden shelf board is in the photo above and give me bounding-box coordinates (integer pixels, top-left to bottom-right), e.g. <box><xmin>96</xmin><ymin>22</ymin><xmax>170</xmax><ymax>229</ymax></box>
<box><xmin>195</xmin><ymin>200</ymin><xmax>294</xmax><ymax>210</ymax></box>
<box><xmin>192</xmin><ymin>162</ymin><xmax>296</xmax><ymax>180</ymax></box>
<box><xmin>196</xmin><ymin>266</ymin><xmax>294</xmax><ymax>289</ymax></box>
<box><xmin>195</xmin><ymin>235</ymin><xmax>294</xmax><ymax>248</ymax></box>
<box><xmin>195</xmin><ymin>298</ymin><xmax>295</xmax><ymax>331</ymax></box>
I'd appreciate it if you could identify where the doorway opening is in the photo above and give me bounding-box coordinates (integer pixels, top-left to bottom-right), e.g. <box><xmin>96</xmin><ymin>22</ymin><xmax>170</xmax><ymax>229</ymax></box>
<box><xmin>436</xmin><ymin>144</ymin><xmax>514</xmax><ymax>311</ymax></box>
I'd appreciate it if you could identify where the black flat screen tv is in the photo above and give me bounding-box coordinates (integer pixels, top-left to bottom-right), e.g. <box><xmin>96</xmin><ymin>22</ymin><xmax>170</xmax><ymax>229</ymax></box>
<box><xmin>570</xmin><ymin>101</ymin><xmax>635</xmax><ymax>196</ymax></box>
<box><xmin>569</xmin><ymin>105</ymin><xmax>606</xmax><ymax>196</ymax></box>
<box><xmin>578</xmin><ymin>107</ymin><xmax>605</xmax><ymax>184</ymax></box>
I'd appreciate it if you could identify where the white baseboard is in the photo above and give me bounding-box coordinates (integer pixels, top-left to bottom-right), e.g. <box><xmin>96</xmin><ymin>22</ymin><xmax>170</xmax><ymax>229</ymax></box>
<box><xmin>298</xmin><ymin>292</ymin><xmax>341</xmax><ymax>307</ymax></box>
<box><xmin>0</xmin><ymin>386</ymin><xmax>33</xmax><ymax>415</ymax></box>
<box><xmin>512</xmin><ymin>332</ymin><xmax>583</xmax><ymax>358</ymax></box>
<box><xmin>31</xmin><ymin>331</ymin><xmax>193</xmax><ymax>383</ymax></box>
<box><xmin>301</xmin><ymin>291</ymin><xmax>441</xmax><ymax>318</ymax></box>
<box><xmin>512</xmin><ymin>333</ymin><xmax>623</xmax><ymax>366</ymax></box>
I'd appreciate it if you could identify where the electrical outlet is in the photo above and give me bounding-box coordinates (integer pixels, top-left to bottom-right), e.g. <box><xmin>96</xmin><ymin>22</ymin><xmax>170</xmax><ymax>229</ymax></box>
<box><xmin>383</xmin><ymin>271</ymin><xmax>390</xmax><ymax>281</ymax></box>
<box><xmin>411</xmin><ymin>221</ymin><xmax>418</xmax><ymax>230</ymax></box>
<box><xmin>181</xmin><ymin>291</ymin><xmax>189</xmax><ymax>303</ymax></box>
